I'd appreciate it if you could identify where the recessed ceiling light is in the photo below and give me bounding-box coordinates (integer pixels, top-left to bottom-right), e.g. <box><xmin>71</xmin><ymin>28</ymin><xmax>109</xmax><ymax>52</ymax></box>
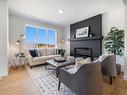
<box><xmin>58</xmin><ymin>9</ymin><xmax>64</xmax><ymax>14</ymax></box>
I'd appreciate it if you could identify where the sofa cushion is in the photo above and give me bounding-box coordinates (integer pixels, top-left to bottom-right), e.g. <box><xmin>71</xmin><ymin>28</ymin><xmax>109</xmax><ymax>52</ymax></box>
<box><xmin>47</xmin><ymin>49</ymin><xmax>52</xmax><ymax>55</ymax></box>
<box><xmin>32</xmin><ymin>54</ymin><xmax>60</xmax><ymax>62</ymax></box>
<box><xmin>39</xmin><ymin>49</ymin><xmax>47</xmax><ymax>56</ymax></box>
<box><xmin>29</xmin><ymin>49</ymin><xmax>38</xmax><ymax>57</ymax></box>
<box><xmin>50</xmin><ymin>55</ymin><xmax>61</xmax><ymax>58</ymax></box>
<box><xmin>52</xmin><ymin>49</ymin><xmax>56</xmax><ymax>55</ymax></box>
<box><xmin>54</xmin><ymin>49</ymin><xmax>58</xmax><ymax>55</ymax></box>
<box><xmin>33</xmin><ymin>56</ymin><xmax>52</xmax><ymax>62</ymax></box>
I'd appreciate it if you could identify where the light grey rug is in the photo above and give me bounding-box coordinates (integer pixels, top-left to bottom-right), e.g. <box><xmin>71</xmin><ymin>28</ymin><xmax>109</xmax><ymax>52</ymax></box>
<box><xmin>26</xmin><ymin>65</ymin><xmax>75</xmax><ymax>95</ymax></box>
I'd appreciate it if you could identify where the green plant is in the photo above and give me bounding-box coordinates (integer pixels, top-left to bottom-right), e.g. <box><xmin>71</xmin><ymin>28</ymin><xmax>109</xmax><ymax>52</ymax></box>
<box><xmin>104</xmin><ymin>27</ymin><xmax>124</xmax><ymax>56</ymax></box>
<box><xmin>59</xmin><ymin>49</ymin><xmax>65</xmax><ymax>57</ymax></box>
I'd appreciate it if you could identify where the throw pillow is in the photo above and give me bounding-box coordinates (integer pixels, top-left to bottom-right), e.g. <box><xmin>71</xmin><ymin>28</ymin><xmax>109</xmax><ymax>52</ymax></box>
<box><xmin>47</xmin><ymin>49</ymin><xmax>52</xmax><ymax>55</ymax></box>
<box><xmin>73</xmin><ymin>57</ymin><xmax>91</xmax><ymax>73</ymax></box>
<box><xmin>29</xmin><ymin>49</ymin><xmax>38</xmax><ymax>57</ymax></box>
<box><xmin>67</xmin><ymin>56</ymin><xmax>75</xmax><ymax>63</ymax></box>
<box><xmin>35</xmin><ymin>49</ymin><xmax>41</xmax><ymax>57</ymax></box>
<box><xmin>98</xmin><ymin>53</ymin><xmax>109</xmax><ymax>62</ymax></box>
<box><xmin>37</xmin><ymin>49</ymin><xmax>41</xmax><ymax>56</ymax></box>
<box><xmin>80</xmin><ymin>57</ymin><xmax>91</xmax><ymax>64</ymax></box>
<box><xmin>75</xmin><ymin>57</ymin><xmax>84</xmax><ymax>62</ymax></box>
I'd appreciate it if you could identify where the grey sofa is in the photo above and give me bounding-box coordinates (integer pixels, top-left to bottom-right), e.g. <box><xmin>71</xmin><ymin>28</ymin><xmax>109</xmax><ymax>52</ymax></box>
<box><xmin>100</xmin><ymin>55</ymin><xmax>117</xmax><ymax>84</ymax></box>
<box><xmin>58</xmin><ymin>63</ymin><xmax>103</xmax><ymax>95</ymax></box>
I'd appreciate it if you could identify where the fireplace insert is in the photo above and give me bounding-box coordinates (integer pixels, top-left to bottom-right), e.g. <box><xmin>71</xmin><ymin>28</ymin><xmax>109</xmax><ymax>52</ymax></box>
<box><xmin>75</xmin><ymin>48</ymin><xmax>92</xmax><ymax>58</ymax></box>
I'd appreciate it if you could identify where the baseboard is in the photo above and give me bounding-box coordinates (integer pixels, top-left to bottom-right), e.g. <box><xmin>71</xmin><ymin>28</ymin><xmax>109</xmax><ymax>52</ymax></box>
<box><xmin>123</xmin><ymin>75</ymin><xmax>127</xmax><ymax>80</ymax></box>
<box><xmin>0</xmin><ymin>72</ymin><xmax>8</xmax><ymax>78</ymax></box>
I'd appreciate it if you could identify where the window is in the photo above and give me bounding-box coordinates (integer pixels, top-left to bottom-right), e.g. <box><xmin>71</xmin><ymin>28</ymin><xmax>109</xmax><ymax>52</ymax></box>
<box><xmin>25</xmin><ymin>26</ymin><xmax>37</xmax><ymax>48</ymax></box>
<box><xmin>38</xmin><ymin>28</ymin><xmax>47</xmax><ymax>48</ymax></box>
<box><xmin>25</xmin><ymin>25</ymin><xmax>57</xmax><ymax>48</ymax></box>
<box><xmin>48</xmin><ymin>30</ymin><xmax>56</xmax><ymax>48</ymax></box>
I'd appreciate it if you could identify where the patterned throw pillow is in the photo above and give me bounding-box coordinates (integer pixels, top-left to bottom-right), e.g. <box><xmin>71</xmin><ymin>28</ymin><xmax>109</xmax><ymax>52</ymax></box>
<box><xmin>98</xmin><ymin>53</ymin><xmax>109</xmax><ymax>62</ymax></box>
<box><xmin>73</xmin><ymin>57</ymin><xmax>91</xmax><ymax>73</ymax></box>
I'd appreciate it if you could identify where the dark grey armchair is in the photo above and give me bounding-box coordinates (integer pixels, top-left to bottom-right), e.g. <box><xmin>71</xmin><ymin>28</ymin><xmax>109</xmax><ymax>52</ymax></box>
<box><xmin>100</xmin><ymin>55</ymin><xmax>117</xmax><ymax>84</ymax></box>
<box><xmin>58</xmin><ymin>63</ymin><xmax>103</xmax><ymax>95</ymax></box>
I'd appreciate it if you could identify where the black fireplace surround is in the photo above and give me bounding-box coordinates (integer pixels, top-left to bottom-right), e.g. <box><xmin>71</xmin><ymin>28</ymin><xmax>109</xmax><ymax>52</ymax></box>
<box><xmin>70</xmin><ymin>14</ymin><xmax>103</xmax><ymax>59</ymax></box>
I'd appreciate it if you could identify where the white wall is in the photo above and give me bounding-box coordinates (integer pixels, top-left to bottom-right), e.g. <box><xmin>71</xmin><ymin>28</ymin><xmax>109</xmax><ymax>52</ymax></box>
<box><xmin>123</xmin><ymin>2</ymin><xmax>127</xmax><ymax>80</ymax></box>
<box><xmin>64</xmin><ymin>26</ymin><xmax>70</xmax><ymax>56</ymax></box>
<box><xmin>0</xmin><ymin>0</ymin><xmax>9</xmax><ymax>77</ymax></box>
<box><xmin>9</xmin><ymin>14</ymin><xmax>65</xmax><ymax>58</ymax></box>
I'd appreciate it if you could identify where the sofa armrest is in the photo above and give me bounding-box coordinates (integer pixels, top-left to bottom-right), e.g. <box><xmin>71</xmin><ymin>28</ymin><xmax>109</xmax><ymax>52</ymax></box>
<box><xmin>27</xmin><ymin>54</ymin><xmax>33</xmax><ymax>66</ymax></box>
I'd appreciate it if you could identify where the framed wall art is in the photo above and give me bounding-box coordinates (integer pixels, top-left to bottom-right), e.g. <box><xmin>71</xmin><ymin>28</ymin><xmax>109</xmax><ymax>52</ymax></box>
<box><xmin>76</xmin><ymin>27</ymin><xmax>89</xmax><ymax>38</ymax></box>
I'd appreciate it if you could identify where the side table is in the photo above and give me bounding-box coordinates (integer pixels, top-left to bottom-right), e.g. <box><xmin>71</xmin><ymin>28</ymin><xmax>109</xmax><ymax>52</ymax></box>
<box><xmin>12</xmin><ymin>57</ymin><xmax>27</xmax><ymax>69</ymax></box>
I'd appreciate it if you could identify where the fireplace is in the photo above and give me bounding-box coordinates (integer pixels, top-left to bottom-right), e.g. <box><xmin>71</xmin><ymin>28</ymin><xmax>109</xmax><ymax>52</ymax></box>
<box><xmin>75</xmin><ymin>48</ymin><xmax>92</xmax><ymax>58</ymax></box>
<box><xmin>70</xmin><ymin>14</ymin><xmax>102</xmax><ymax>59</ymax></box>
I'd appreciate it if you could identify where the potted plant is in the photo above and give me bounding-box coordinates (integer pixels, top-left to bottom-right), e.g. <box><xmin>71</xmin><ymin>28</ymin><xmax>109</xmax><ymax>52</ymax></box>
<box><xmin>58</xmin><ymin>49</ymin><xmax>65</xmax><ymax>57</ymax></box>
<box><xmin>104</xmin><ymin>27</ymin><xmax>124</xmax><ymax>56</ymax></box>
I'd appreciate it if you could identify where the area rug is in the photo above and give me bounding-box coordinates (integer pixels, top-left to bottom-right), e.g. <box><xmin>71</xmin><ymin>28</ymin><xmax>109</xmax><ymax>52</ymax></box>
<box><xmin>25</xmin><ymin>65</ymin><xmax>76</xmax><ymax>95</ymax></box>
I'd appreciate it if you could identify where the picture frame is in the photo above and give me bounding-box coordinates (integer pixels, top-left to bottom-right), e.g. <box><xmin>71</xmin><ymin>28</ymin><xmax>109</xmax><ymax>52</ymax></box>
<box><xmin>76</xmin><ymin>27</ymin><xmax>89</xmax><ymax>38</ymax></box>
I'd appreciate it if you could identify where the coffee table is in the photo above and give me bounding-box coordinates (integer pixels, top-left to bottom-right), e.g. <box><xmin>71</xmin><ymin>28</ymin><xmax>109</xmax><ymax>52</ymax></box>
<box><xmin>46</xmin><ymin>60</ymin><xmax>75</xmax><ymax>77</ymax></box>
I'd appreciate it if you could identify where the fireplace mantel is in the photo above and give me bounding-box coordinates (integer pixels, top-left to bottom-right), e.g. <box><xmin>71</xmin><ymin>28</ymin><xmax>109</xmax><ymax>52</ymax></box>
<box><xmin>69</xmin><ymin>36</ymin><xmax>103</xmax><ymax>42</ymax></box>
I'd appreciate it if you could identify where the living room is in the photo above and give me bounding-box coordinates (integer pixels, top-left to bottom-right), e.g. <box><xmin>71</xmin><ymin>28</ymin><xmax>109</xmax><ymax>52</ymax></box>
<box><xmin>0</xmin><ymin>0</ymin><xmax>127</xmax><ymax>95</ymax></box>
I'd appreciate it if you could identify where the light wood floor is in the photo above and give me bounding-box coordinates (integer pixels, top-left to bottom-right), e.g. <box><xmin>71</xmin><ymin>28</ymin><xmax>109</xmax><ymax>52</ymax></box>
<box><xmin>103</xmin><ymin>75</ymin><xmax>127</xmax><ymax>95</ymax></box>
<box><xmin>0</xmin><ymin>67</ymin><xmax>127</xmax><ymax>95</ymax></box>
<box><xmin>0</xmin><ymin>67</ymin><xmax>41</xmax><ymax>95</ymax></box>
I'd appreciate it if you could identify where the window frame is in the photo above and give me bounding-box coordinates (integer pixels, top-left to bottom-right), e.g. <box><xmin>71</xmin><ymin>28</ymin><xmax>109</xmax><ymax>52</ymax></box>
<box><xmin>24</xmin><ymin>24</ymin><xmax>57</xmax><ymax>48</ymax></box>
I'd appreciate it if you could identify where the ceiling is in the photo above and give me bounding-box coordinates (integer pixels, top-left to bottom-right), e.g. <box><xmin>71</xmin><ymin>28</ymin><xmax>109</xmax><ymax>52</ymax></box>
<box><xmin>123</xmin><ymin>0</ymin><xmax>127</xmax><ymax>5</ymax></box>
<box><xmin>8</xmin><ymin>0</ymin><xmax>124</xmax><ymax>27</ymax></box>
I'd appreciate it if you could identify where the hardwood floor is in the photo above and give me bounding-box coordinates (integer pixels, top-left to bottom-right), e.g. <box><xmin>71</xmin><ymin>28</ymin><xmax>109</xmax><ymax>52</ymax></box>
<box><xmin>103</xmin><ymin>74</ymin><xmax>127</xmax><ymax>95</ymax></box>
<box><xmin>0</xmin><ymin>67</ymin><xmax>41</xmax><ymax>95</ymax></box>
<box><xmin>0</xmin><ymin>67</ymin><xmax>127</xmax><ymax>95</ymax></box>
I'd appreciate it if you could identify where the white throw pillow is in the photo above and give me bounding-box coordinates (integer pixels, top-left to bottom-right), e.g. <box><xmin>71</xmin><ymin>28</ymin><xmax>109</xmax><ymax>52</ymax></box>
<box><xmin>98</xmin><ymin>53</ymin><xmax>108</xmax><ymax>62</ymax></box>
<box><xmin>36</xmin><ymin>49</ymin><xmax>41</xmax><ymax>57</ymax></box>
<box><xmin>75</xmin><ymin>57</ymin><xmax>84</xmax><ymax>62</ymax></box>
<box><xmin>67</xmin><ymin>56</ymin><xmax>75</xmax><ymax>63</ymax></box>
<box><xmin>73</xmin><ymin>57</ymin><xmax>91</xmax><ymax>73</ymax></box>
<box><xmin>80</xmin><ymin>57</ymin><xmax>91</xmax><ymax>64</ymax></box>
